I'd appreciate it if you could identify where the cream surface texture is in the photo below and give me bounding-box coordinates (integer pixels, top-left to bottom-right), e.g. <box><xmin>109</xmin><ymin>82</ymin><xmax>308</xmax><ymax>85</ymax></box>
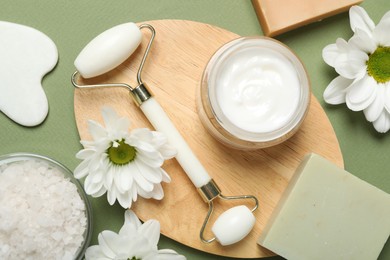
<box><xmin>258</xmin><ymin>153</ymin><xmax>390</xmax><ymax>260</ymax></box>
<box><xmin>216</xmin><ymin>47</ymin><xmax>300</xmax><ymax>133</ymax></box>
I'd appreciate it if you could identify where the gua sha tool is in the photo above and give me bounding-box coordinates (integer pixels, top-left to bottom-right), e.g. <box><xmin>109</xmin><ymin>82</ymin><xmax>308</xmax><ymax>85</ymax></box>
<box><xmin>71</xmin><ymin>22</ymin><xmax>259</xmax><ymax>246</ymax></box>
<box><xmin>0</xmin><ymin>21</ymin><xmax>58</xmax><ymax>126</ymax></box>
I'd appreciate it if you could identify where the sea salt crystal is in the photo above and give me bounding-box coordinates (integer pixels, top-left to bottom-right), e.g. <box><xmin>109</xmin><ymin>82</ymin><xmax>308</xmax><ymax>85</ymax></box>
<box><xmin>0</xmin><ymin>159</ymin><xmax>88</xmax><ymax>259</ymax></box>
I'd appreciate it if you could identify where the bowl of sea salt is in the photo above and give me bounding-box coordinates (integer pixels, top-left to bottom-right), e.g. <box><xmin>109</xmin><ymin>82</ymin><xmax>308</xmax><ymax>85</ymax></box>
<box><xmin>0</xmin><ymin>153</ymin><xmax>92</xmax><ymax>259</ymax></box>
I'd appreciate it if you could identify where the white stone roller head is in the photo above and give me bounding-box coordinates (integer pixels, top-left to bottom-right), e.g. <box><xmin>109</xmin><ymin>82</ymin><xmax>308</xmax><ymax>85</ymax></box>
<box><xmin>211</xmin><ymin>205</ymin><xmax>255</xmax><ymax>246</ymax></box>
<box><xmin>74</xmin><ymin>22</ymin><xmax>142</xmax><ymax>78</ymax></box>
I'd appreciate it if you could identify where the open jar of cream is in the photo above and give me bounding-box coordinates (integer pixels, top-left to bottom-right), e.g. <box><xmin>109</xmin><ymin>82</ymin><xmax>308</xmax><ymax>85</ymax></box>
<box><xmin>198</xmin><ymin>37</ymin><xmax>311</xmax><ymax>150</ymax></box>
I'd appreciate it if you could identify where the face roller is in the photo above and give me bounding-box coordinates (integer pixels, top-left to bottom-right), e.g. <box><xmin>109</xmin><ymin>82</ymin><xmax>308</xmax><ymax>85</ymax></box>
<box><xmin>71</xmin><ymin>22</ymin><xmax>259</xmax><ymax>246</ymax></box>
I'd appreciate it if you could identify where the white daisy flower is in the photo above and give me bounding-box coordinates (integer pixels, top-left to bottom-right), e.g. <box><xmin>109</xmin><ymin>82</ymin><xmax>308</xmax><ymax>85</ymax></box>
<box><xmin>74</xmin><ymin>106</ymin><xmax>177</xmax><ymax>208</ymax></box>
<box><xmin>85</xmin><ymin>209</ymin><xmax>186</xmax><ymax>260</ymax></box>
<box><xmin>322</xmin><ymin>5</ymin><xmax>390</xmax><ymax>133</ymax></box>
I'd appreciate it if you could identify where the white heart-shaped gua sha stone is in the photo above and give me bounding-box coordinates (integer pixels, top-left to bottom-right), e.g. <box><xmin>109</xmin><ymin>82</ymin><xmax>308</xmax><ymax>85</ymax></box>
<box><xmin>0</xmin><ymin>21</ymin><xmax>58</xmax><ymax>127</ymax></box>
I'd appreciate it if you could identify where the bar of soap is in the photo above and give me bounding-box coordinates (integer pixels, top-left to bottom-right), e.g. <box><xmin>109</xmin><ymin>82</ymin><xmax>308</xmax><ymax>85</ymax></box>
<box><xmin>258</xmin><ymin>153</ymin><xmax>390</xmax><ymax>260</ymax></box>
<box><xmin>252</xmin><ymin>0</ymin><xmax>363</xmax><ymax>37</ymax></box>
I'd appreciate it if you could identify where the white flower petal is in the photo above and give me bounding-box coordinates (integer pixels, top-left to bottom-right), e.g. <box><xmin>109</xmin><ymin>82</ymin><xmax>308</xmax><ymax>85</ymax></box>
<box><xmin>132</xmin><ymin>127</ymin><xmax>153</xmax><ymax>140</ymax></box>
<box><xmin>88</xmin><ymin>120</ymin><xmax>107</xmax><ymax>141</ymax></box>
<box><xmin>322</xmin><ymin>39</ymin><xmax>348</xmax><ymax>67</ymax></box>
<box><xmin>131</xmin><ymin>238</ymin><xmax>157</xmax><ymax>259</ymax></box>
<box><xmin>139</xmin><ymin>220</ymin><xmax>160</xmax><ymax>248</ymax></box>
<box><xmin>85</xmin><ymin>174</ymin><xmax>105</xmax><ymax>195</ymax></box>
<box><xmin>74</xmin><ymin>159</ymin><xmax>90</xmax><ymax>179</ymax></box>
<box><xmin>85</xmin><ymin>245</ymin><xmax>108</xmax><ymax>260</ymax></box>
<box><xmin>160</xmin><ymin>168</ymin><xmax>172</xmax><ymax>183</ymax></box>
<box><xmin>336</xmin><ymin>37</ymin><xmax>350</xmax><ymax>52</ymax></box>
<box><xmin>101</xmin><ymin>106</ymin><xmax>120</xmax><ymax>129</ymax></box>
<box><xmin>104</xmin><ymin>164</ymin><xmax>115</xmax><ymax>190</ymax></box>
<box><xmin>323</xmin><ymin>76</ymin><xmax>352</xmax><ymax>104</ymax></box>
<box><xmin>373</xmin><ymin>19</ymin><xmax>390</xmax><ymax>46</ymax></box>
<box><xmin>117</xmin><ymin>191</ymin><xmax>133</xmax><ymax>208</ymax></box>
<box><xmin>75</xmin><ymin>148</ymin><xmax>95</xmax><ymax>160</ymax></box>
<box><xmin>134</xmin><ymin>160</ymin><xmax>163</xmax><ymax>184</ymax></box>
<box><xmin>118</xmin><ymin>223</ymin><xmax>138</xmax><ymax>238</ymax></box>
<box><xmin>137</xmin><ymin>186</ymin><xmax>154</xmax><ymax>199</ymax></box>
<box><xmin>373</xmin><ymin>110</ymin><xmax>390</xmax><ymax>133</ymax></box>
<box><xmin>137</xmin><ymin>151</ymin><xmax>164</xmax><ymax>168</ymax></box>
<box><xmin>109</xmin><ymin>123</ymin><xmax>130</xmax><ymax>143</ymax></box>
<box><xmin>379</xmin><ymin>10</ymin><xmax>390</xmax><ymax>23</ymax></box>
<box><xmin>151</xmin><ymin>132</ymin><xmax>177</xmax><ymax>159</ymax></box>
<box><xmin>137</xmin><ymin>183</ymin><xmax>165</xmax><ymax>200</ymax></box>
<box><xmin>349</xmin><ymin>5</ymin><xmax>375</xmax><ymax>35</ymax></box>
<box><xmin>115</xmin><ymin>117</ymin><xmax>131</xmax><ymax>133</ymax></box>
<box><xmin>93</xmin><ymin>185</ymin><xmax>107</xmax><ymax>198</ymax></box>
<box><xmin>159</xmin><ymin>144</ymin><xmax>177</xmax><ymax>159</ymax></box>
<box><xmin>101</xmin><ymin>230</ymin><xmax>135</xmax><ymax>258</ymax></box>
<box><xmin>151</xmin><ymin>184</ymin><xmax>164</xmax><ymax>200</ymax></box>
<box><xmin>124</xmin><ymin>209</ymin><xmax>142</xmax><ymax>229</ymax></box>
<box><xmin>135</xmin><ymin>140</ymin><xmax>160</xmax><ymax>154</ymax></box>
<box><xmin>155</xmin><ymin>249</ymin><xmax>186</xmax><ymax>260</ymax></box>
<box><xmin>133</xmin><ymin>169</ymin><xmax>154</xmax><ymax>192</ymax></box>
<box><xmin>157</xmin><ymin>148</ymin><xmax>177</xmax><ymax>162</ymax></box>
<box><xmin>80</xmin><ymin>139</ymin><xmax>95</xmax><ymax>148</ymax></box>
<box><xmin>349</xmin><ymin>28</ymin><xmax>377</xmax><ymax>53</ymax></box>
<box><xmin>346</xmin><ymin>75</ymin><xmax>377</xmax><ymax>111</ymax></box>
<box><xmin>107</xmin><ymin>187</ymin><xmax>117</xmax><ymax>205</ymax></box>
<box><xmin>138</xmin><ymin>183</ymin><xmax>164</xmax><ymax>200</ymax></box>
<box><xmin>363</xmin><ymin>86</ymin><xmax>385</xmax><ymax>122</ymax></box>
<box><xmin>87</xmin><ymin>152</ymin><xmax>105</xmax><ymax>173</ymax></box>
<box><xmin>385</xmin><ymin>83</ymin><xmax>390</xmax><ymax>113</ymax></box>
<box><xmin>118</xmin><ymin>163</ymin><xmax>134</xmax><ymax>191</ymax></box>
<box><xmin>113</xmin><ymin>167</ymin><xmax>126</xmax><ymax>194</ymax></box>
<box><xmin>90</xmin><ymin>169</ymin><xmax>104</xmax><ymax>183</ymax></box>
<box><xmin>335</xmin><ymin>50</ymin><xmax>368</xmax><ymax>79</ymax></box>
<box><xmin>97</xmin><ymin>231</ymin><xmax>119</xmax><ymax>258</ymax></box>
<box><xmin>151</xmin><ymin>131</ymin><xmax>168</xmax><ymax>147</ymax></box>
<box><xmin>132</xmin><ymin>185</ymin><xmax>138</xmax><ymax>202</ymax></box>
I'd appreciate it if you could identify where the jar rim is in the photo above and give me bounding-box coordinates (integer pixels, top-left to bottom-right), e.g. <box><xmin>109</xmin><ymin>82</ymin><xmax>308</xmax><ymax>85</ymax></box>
<box><xmin>200</xmin><ymin>36</ymin><xmax>311</xmax><ymax>147</ymax></box>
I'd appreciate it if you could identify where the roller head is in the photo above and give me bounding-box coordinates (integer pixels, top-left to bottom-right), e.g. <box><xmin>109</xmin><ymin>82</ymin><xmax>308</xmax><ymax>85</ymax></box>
<box><xmin>74</xmin><ymin>22</ymin><xmax>142</xmax><ymax>78</ymax></box>
<box><xmin>211</xmin><ymin>205</ymin><xmax>255</xmax><ymax>246</ymax></box>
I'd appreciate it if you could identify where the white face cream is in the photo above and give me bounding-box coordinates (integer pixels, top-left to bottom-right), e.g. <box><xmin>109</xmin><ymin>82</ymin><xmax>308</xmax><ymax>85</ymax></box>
<box><xmin>215</xmin><ymin>47</ymin><xmax>300</xmax><ymax>133</ymax></box>
<box><xmin>198</xmin><ymin>37</ymin><xmax>310</xmax><ymax>150</ymax></box>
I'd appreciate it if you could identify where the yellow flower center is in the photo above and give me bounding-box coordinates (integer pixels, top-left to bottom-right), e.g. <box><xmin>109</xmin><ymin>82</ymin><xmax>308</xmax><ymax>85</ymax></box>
<box><xmin>367</xmin><ymin>46</ymin><xmax>390</xmax><ymax>83</ymax></box>
<box><xmin>107</xmin><ymin>139</ymin><xmax>136</xmax><ymax>165</ymax></box>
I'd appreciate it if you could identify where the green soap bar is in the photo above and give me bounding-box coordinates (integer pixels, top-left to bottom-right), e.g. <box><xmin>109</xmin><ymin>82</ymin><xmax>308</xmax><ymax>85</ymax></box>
<box><xmin>258</xmin><ymin>153</ymin><xmax>390</xmax><ymax>260</ymax></box>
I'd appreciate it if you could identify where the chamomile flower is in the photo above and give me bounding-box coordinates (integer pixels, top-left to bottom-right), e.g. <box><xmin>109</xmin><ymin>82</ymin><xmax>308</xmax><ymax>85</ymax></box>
<box><xmin>85</xmin><ymin>209</ymin><xmax>186</xmax><ymax>260</ymax></box>
<box><xmin>74</xmin><ymin>106</ymin><xmax>177</xmax><ymax>208</ymax></box>
<box><xmin>322</xmin><ymin>6</ymin><xmax>390</xmax><ymax>133</ymax></box>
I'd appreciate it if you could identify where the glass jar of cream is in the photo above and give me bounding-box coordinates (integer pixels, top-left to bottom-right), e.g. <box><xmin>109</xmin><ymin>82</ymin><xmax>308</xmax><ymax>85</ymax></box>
<box><xmin>198</xmin><ymin>37</ymin><xmax>311</xmax><ymax>150</ymax></box>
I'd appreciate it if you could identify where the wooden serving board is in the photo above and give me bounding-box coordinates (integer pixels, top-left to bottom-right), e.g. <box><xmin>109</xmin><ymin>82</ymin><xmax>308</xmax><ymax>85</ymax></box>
<box><xmin>74</xmin><ymin>20</ymin><xmax>344</xmax><ymax>258</ymax></box>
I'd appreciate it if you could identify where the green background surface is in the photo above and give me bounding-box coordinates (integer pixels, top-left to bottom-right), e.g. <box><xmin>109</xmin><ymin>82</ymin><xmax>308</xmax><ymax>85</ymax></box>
<box><xmin>0</xmin><ymin>1</ymin><xmax>389</xmax><ymax>259</ymax></box>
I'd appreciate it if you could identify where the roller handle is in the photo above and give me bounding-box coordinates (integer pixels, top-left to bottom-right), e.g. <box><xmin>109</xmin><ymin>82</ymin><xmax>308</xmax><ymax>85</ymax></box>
<box><xmin>140</xmin><ymin>96</ymin><xmax>211</xmax><ymax>188</ymax></box>
<box><xmin>74</xmin><ymin>22</ymin><xmax>211</xmax><ymax>188</ymax></box>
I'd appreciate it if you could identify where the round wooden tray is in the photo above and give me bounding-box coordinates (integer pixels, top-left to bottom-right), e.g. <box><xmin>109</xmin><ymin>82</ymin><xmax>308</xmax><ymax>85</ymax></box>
<box><xmin>74</xmin><ymin>20</ymin><xmax>344</xmax><ymax>258</ymax></box>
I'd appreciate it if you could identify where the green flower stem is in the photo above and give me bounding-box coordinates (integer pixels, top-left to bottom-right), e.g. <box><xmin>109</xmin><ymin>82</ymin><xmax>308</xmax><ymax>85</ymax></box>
<box><xmin>107</xmin><ymin>139</ymin><xmax>136</xmax><ymax>165</ymax></box>
<box><xmin>367</xmin><ymin>46</ymin><xmax>390</xmax><ymax>83</ymax></box>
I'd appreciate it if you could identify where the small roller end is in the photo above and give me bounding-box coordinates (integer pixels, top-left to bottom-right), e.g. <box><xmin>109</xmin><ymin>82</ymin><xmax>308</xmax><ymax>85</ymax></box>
<box><xmin>212</xmin><ymin>205</ymin><xmax>256</xmax><ymax>246</ymax></box>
